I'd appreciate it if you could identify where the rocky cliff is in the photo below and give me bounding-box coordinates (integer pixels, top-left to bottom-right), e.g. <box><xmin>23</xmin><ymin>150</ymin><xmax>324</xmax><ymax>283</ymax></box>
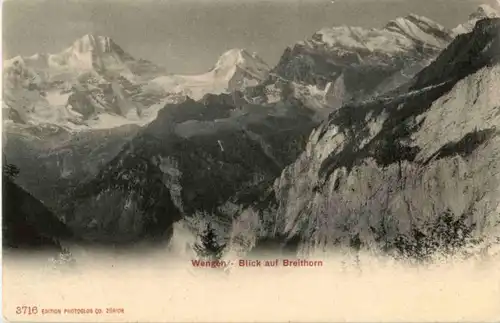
<box><xmin>235</xmin><ymin>18</ymin><xmax>500</xmax><ymax>261</ymax></box>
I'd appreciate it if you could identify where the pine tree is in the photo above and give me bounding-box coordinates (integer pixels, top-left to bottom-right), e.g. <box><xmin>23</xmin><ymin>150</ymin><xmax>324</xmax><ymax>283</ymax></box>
<box><xmin>194</xmin><ymin>223</ymin><xmax>226</xmax><ymax>261</ymax></box>
<box><xmin>3</xmin><ymin>162</ymin><xmax>20</xmax><ymax>180</ymax></box>
<box><xmin>392</xmin><ymin>209</ymin><xmax>480</xmax><ymax>263</ymax></box>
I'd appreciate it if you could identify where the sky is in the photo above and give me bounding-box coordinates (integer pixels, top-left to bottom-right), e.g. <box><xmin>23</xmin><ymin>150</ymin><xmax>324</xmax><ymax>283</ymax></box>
<box><xmin>2</xmin><ymin>0</ymin><xmax>494</xmax><ymax>74</ymax></box>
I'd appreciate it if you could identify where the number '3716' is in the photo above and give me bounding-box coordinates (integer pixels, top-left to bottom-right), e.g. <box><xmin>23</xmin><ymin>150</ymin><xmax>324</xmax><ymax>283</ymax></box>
<box><xmin>16</xmin><ymin>306</ymin><xmax>38</xmax><ymax>315</ymax></box>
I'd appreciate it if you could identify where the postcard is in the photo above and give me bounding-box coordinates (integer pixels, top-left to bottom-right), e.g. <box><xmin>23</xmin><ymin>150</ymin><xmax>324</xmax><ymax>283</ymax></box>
<box><xmin>2</xmin><ymin>0</ymin><xmax>500</xmax><ymax>322</ymax></box>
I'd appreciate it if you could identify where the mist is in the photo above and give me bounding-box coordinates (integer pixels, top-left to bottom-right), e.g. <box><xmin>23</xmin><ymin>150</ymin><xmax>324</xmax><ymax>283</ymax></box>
<box><xmin>3</xmin><ymin>227</ymin><xmax>500</xmax><ymax>322</ymax></box>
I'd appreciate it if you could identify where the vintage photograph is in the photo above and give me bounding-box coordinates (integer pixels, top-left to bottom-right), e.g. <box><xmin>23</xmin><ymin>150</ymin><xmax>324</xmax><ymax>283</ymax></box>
<box><xmin>2</xmin><ymin>0</ymin><xmax>500</xmax><ymax>321</ymax></box>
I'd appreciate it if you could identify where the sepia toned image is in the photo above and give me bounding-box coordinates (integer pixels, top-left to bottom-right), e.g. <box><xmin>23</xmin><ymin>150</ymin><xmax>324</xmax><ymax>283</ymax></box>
<box><xmin>2</xmin><ymin>0</ymin><xmax>500</xmax><ymax>321</ymax></box>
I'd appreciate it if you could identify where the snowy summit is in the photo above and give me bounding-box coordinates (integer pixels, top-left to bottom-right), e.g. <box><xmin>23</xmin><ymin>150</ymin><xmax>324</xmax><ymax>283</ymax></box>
<box><xmin>453</xmin><ymin>4</ymin><xmax>500</xmax><ymax>35</ymax></box>
<box><xmin>149</xmin><ymin>48</ymin><xmax>270</xmax><ymax>100</ymax></box>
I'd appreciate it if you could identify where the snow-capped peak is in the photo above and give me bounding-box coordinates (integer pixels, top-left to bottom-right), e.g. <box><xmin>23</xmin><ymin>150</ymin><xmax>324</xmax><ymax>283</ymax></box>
<box><xmin>304</xmin><ymin>14</ymin><xmax>451</xmax><ymax>59</ymax></box>
<box><xmin>214</xmin><ymin>48</ymin><xmax>251</xmax><ymax>68</ymax></box>
<box><xmin>212</xmin><ymin>48</ymin><xmax>270</xmax><ymax>80</ymax></box>
<box><xmin>453</xmin><ymin>4</ymin><xmax>500</xmax><ymax>35</ymax></box>
<box><xmin>69</xmin><ymin>34</ymin><xmax>116</xmax><ymax>54</ymax></box>
<box><xmin>149</xmin><ymin>48</ymin><xmax>269</xmax><ymax>100</ymax></box>
<box><xmin>469</xmin><ymin>4</ymin><xmax>500</xmax><ymax>20</ymax></box>
<box><xmin>3</xmin><ymin>33</ymin><xmax>139</xmax><ymax>73</ymax></box>
<box><xmin>49</xmin><ymin>34</ymin><xmax>132</xmax><ymax>71</ymax></box>
<box><xmin>384</xmin><ymin>14</ymin><xmax>453</xmax><ymax>47</ymax></box>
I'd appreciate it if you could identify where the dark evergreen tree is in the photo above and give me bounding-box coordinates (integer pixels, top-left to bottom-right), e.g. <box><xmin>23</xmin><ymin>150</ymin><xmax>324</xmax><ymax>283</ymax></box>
<box><xmin>194</xmin><ymin>222</ymin><xmax>226</xmax><ymax>261</ymax></box>
<box><xmin>3</xmin><ymin>154</ymin><xmax>20</xmax><ymax>180</ymax></box>
<box><xmin>392</xmin><ymin>209</ymin><xmax>481</xmax><ymax>263</ymax></box>
<box><xmin>4</xmin><ymin>163</ymin><xmax>20</xmax><ymax>179</ymax></box>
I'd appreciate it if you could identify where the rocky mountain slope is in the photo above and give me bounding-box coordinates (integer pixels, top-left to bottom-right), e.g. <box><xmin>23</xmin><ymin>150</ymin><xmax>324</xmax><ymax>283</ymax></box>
<box><xmin>245</xmin><ymin>14</ymin><xmax>454</xmax><ymax>114</ymax></box>
<box><xmin>232</xmin><ymin>17</ymin><xmax>500</xmax><ymax>260</ymax></box>
<box><xmin>6</xmin><ymin>7</ymin><xmax>498</xmax><ymax>255</ymax></box>
<box><xmin>3</xmin><ymin>123</ymin><xmax>140</xmax><ymax>210</ymax></box>
<box><xmin>3</xmin><ymin>38</ymin><xmax>271</xmax><ymax>214</ymax></box>
<box><xmin>60</xmin><ymin>93</ymin><xmax>317</xmax><ymax>244</ymax></box>
<box><xmin>2</xmin><ymin>163</ymin><xmax>72</xmax><ymax>250</ymax></box>
<box><xmin>3</xmin><ymin>36</ymin><xmax>268</xmax><ymax>131</ymax></box>
<box><xmin>2</xmin><ymin>35</ymin><xmax>175</xmax><ymax>130</ymax></box>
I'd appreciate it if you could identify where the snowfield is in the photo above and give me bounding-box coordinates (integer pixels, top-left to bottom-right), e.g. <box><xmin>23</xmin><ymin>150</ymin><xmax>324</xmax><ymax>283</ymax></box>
<box><xmin>150</xmin><ymin>48</ymin><xmax>270</xmax><ymax>100</ymax></box>
<box><xmin>3</xmin><ymin>38</ymin><xmax>269</xmax><ymax>131</ymax></box>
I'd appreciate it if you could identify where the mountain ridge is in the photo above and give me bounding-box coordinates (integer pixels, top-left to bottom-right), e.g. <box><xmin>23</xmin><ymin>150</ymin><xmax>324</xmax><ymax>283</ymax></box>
<box><xmin>5</xmin><ymin>34</ymin><xmax>145</xmax><ymax>74</ymax></box>
<box><xmin>149</xmin><ymin>48</ymin><xmax>270</xmax><ymax>101</ymax></box>
<box><xmin>249</xmin><ymin>12</ymin><xmax>455</xmax><ymax>115</ymax></box>
<box><xmin>5</xmin><ymin>9</ymin><xmax>500</xmax><ymax>256</ymax></box>
<box><xmin>3</xmin><ymin>38</ymin><xmax>271</xmax><ymax>130</ymax></box>
<box><xmin>58</xmin><ymin>94</ymin><xmax>318</xmax><ymax>244</ymax></box>
<box><xmin>234</xmin><ymin>17</ymin><xmax>500</xmax><ymax>258</ymax></box>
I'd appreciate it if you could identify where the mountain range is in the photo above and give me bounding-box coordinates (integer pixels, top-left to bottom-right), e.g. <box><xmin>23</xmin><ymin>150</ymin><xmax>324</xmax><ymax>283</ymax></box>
<box><xmin>247</xmin><ymin>13</ymin><xmax>454</xmax><ymax>115</ymax></box>
<box><xmin>3</xmin><ymin>4</ymin><xmax>500</xmax><ymax>258</ymax></box>
<box><xmin>3</xmin><ymin>35</ymin><xmax>270</xmax><ymax>131</ymax></box>
<box><xmin>233</xmin><ymin>15</ymin><xmax>500</xmax><ymax>259</ymax></box>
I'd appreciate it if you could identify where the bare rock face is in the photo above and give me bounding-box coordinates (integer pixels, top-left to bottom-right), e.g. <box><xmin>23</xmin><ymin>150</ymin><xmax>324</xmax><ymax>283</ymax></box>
<box><xmin>237</xmin><ymin>18</ymin><xmax>500</xmax><ymax>260</ymax></box>
<box><xmin>247</xmin><ymin>14</ymin><xmax>454</xmax><ymax>114</ymax></box>
<box><xmin>6</xmin><ymin>11</ymin><xmax>499</xmax><ymax>256</ymax></box>
<box><xmin>60</xmin><ymin>93</ymin><xmax>318</xmax><ymax>245</ymax></box>
<box><xmin>3</xmin><ymin>124</ymin><xmax>141</xmax><ymax>211</ymax></box>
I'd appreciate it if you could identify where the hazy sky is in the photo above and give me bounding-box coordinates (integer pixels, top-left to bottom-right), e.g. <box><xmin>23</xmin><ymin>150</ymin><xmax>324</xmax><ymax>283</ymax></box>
<box><xmin>2</xmin><ymin>0</ymin><xmax>494</xmax><ymax>74</ymax></box>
